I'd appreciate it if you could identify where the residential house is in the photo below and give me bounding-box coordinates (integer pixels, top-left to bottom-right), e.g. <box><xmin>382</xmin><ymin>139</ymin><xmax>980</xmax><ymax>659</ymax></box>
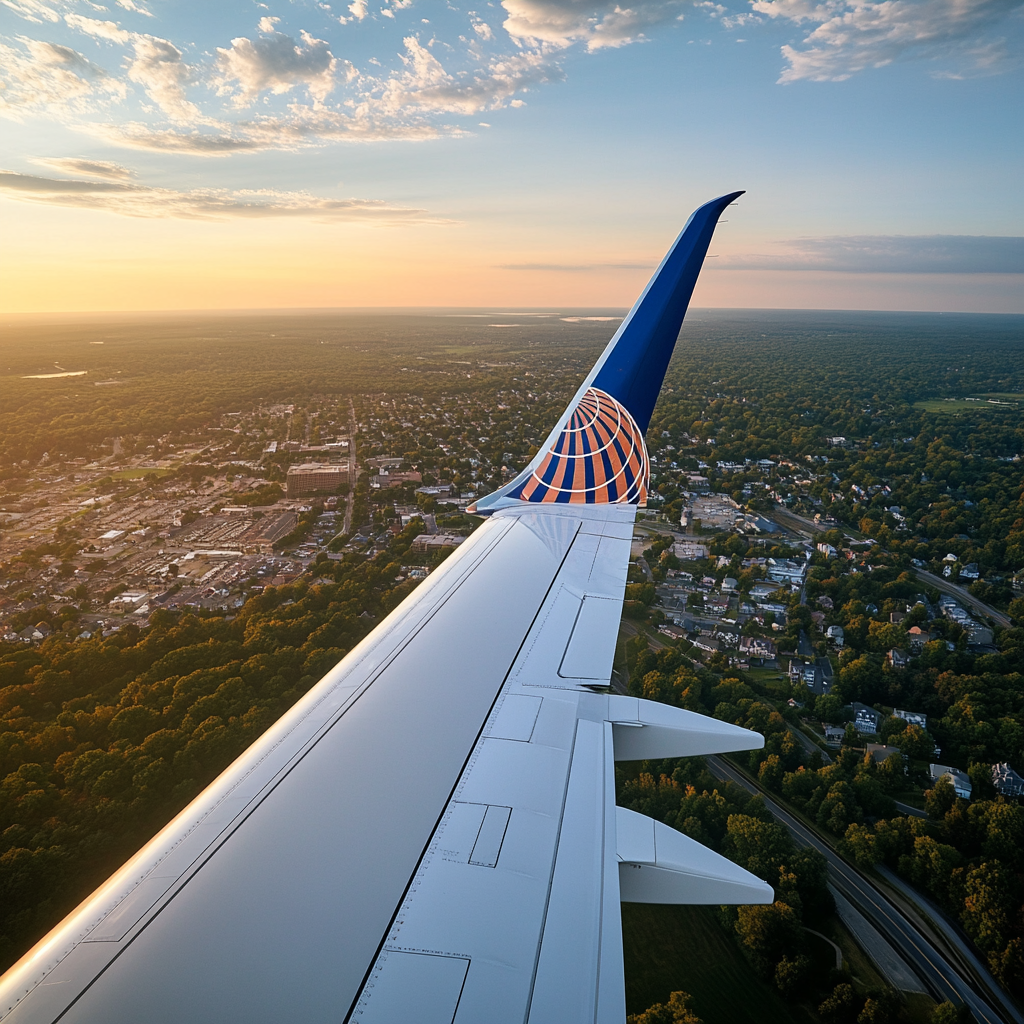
<box><xmin>658</xmin><ymin>624</ymin><xmax>687</xmax><ymax>641</ymax></box>
<box><xmin>823</xmin><ymin>725</ymin><xmax>846</xmax><ymax>745</ymax></box>
<box><xmin>886</xmin><ymin>649</ymin><xmax>910</xmax><ymax>670</ymax></box>
<box><xmin>894</xmin><ymin>709</ymin><xmax>927</xmax><ymax>728</ymax></box>
<box><xmin>692</xmin><ymin>636</ymin><xmax>722</xmax><ymax>654</ymax></box>
<box><xmin>852</xmin><ymin>702</ymin><xmax>881</xmax><ymax>734</ymax></box>
<box><xmin>739</xmin><ymin>636</ymin><xmax>778</xmax><ymax>660</ymax></box>
<box><xmin>866</xmin><ymin>744</ymin><xmax>903</xmax><ymax>764</ymax></box>
<box><xmin>907</xmin><ymin>626</ymin><xmax>930</xmax><ymax>651</ymax></box>
<box><xmin>929</xmin><ymin>764</ymin><xmax>972</xmax><ymax>800</ymax></box>
<box><xmin>992</xmin><ymin>763</ymin><xmax>1024</xmax><ymax>798</ymax></box>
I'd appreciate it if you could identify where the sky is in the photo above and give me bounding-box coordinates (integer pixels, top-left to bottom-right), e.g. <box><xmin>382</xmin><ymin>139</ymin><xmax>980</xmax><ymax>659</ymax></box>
<box><xmin>1</xmin><ymin>0</ymin><xmax>1023</xmax><ymax>312</ymax></box>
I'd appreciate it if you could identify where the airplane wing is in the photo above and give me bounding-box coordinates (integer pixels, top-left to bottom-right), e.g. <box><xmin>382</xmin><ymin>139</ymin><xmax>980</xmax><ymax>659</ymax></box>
<box><xmin>0</xmin><ymin>191</ymin><xmax>771</xmax><ymax>1024</ymax></box>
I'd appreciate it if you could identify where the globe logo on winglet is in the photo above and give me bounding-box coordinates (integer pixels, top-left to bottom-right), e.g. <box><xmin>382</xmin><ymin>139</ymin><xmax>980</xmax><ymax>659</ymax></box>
<box><xmin>510</xmin><ymin>387</ymin><xmax>650</xmax><ymax>505</ymax></box>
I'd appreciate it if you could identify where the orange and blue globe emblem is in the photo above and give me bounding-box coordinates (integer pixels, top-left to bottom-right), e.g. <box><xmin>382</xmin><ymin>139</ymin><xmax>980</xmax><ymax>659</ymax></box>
<box><xmin>510</xmin><ymin>387</ymin><xmax>649</xmax><ymax>505</ymax></box>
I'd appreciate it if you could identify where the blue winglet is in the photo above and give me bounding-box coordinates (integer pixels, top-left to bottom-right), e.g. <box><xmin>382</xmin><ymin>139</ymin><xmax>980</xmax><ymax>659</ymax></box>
<box><xmin>590</xmin><ymin>190</ymin><xmax>743</xmax><ymax>432</ymax></box>
<box><xmin>471</xmin><ymin>191</ymin><xmax>742</xmax><ymax>514</ymax></box>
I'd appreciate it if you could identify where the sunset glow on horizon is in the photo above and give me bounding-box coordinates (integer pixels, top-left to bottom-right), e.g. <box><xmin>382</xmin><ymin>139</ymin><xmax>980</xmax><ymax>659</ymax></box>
<box><xmin>1</xmin><ymin>0</ymin><xmax>1022</xmax><ymax>313</ymax></box>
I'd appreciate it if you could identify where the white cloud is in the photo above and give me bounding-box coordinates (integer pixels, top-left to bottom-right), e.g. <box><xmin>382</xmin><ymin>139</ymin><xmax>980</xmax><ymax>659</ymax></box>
<box><xmin>0</xmin><ymin>38</ymin><xmax>126</xmax><ymax>120</ymax></box>
<box><xmin>83</xmin><ymin>108</ymin><xmax>453</xmax><ymax>154</ymax></box>
<box><xmin>753</xmin><ymin>0</ymin><xmax>1024</xmax><ymax>81</ymax></box>
<box><xmin>501</xmin><ymin>0</ymin><xmax>682</xmax><ymax>50</ymax></box>
<box><xmin>64</xmin><ymin>13</ymin><xmax>132</xmax><ymax>44</ymax></box>
<box><xmin>749</xmin><ymin>0</ymin><xmax>835</xmax><ymax>23</ymax></box>
<box><xmin>1</xmin><ymin>0</ymin><xmax>684</xmax><ymax>155</ymax></box>
<box><xmin>33</xmin><ymin>155</ymin><xmax>135</xmax><ymax>179</ymax></box>
<box><xmin>83</xmin><ymin>122</ymin><xmax>271</xmax><ymax>153</ymax></box>
<box><xmin>215</xmin><ymin>26</ymin><xmax>337</xmax><ymax>106</ymax></box>
<box><xmin>127</xmin><ymin>35</ymin><xmax>199</xmax><ymax>121</ymax></box>
<box><xmin>116</xmin><ymin>0</ymin><xmax>153</xmax><ymax>15</ymax></box>
<box><xmin>376</xmin><ymin>35</ymin><xmax>562</xmax><ymax>114</ymax></box>
<box><xmin>0</xmin><ymin>168</ymin><xmax>448</xmax><ymax>222</ymax></box>
<box><xmin>0</xmin><ymin>0</ymin><xmax>59</xmax><ymax>24</ymax></box>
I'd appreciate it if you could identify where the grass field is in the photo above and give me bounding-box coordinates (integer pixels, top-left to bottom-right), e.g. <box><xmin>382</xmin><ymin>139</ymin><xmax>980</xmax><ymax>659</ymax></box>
<box><xmin>914</xmin><ymin>396</ymin><xmax>1020</xmax><ymax>414</ymax></box>
<box><xmin>622</xmin><ymin>904</ymin><xmax>811</xmax><ymax>1023</ymax></box>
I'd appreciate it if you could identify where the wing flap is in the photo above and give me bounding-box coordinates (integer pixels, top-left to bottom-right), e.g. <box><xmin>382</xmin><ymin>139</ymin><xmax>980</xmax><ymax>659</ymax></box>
<box><xmin>617</xmin><ymin>807</ymin><xmax>774</xmax><ymax>905</ymax></box>
<box><xmin>609</xmin><ymin>694</ymin><xmax>765</xmax><ymax>760</ymax></box>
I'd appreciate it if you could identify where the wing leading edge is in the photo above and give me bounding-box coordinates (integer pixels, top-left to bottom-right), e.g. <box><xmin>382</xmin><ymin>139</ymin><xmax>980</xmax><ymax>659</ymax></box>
<box><xmin>0</xmin><ymin>193</ymin><xmax>768</xmax><ymax>1024</ymax></box>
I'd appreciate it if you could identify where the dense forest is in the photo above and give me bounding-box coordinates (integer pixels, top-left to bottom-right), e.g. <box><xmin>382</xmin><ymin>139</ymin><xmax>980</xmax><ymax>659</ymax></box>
<box><xmin>0</xmin><ymin>524</ymin><xmax>425</xmax><ymax>967</ymax></box>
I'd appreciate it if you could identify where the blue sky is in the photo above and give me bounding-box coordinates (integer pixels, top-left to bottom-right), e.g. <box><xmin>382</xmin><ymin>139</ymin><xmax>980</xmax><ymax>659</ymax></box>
<box><xmin>1</xmin><ymin>0</ymin><xmax>1022</xmax><ymax>311</ymax></box>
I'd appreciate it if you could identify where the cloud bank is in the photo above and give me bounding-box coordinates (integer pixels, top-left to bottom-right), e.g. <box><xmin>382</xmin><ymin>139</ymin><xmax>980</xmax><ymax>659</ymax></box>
<box><xmin>0</xmin><ymin>169</ymin><xmax>445</xmax><ymax>222</ymax></box>
<box><xmin>753</xmin><ymin>0</ymin><xmax>1024</xmax><ymax>81</ymax></box>
<box><xmin>499</xmin><ymin>260</ymin><xmax>656</xmax><ymax>271</ymax></box>
<box><xmin>721</xmin><ymin>235</ymin><xmax>1024</xmax><ymax>273</ymax></box>
<box><xmin>2</xmin><ymin>0</ymin><xmax>1019</xmax><ymax>156</ymax></box>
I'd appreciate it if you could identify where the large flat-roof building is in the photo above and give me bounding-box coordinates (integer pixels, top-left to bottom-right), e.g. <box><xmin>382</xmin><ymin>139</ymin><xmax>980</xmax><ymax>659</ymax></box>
<box><xmin>286</xmin><ymin>463</ymin><xmax>345</xmax><ymax>498</ymax></box>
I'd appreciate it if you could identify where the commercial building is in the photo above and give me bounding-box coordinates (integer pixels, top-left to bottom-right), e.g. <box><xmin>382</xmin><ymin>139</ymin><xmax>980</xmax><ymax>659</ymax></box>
<box><xmin>766</xmin><ymin>557</ymin><xmax>808</xmax><ymax>585</ymax></box>
<box><xmin>286</xmin><ymin>464</ymin><xmax>346</xmax><ymax>498</ymax></box>
<box><xmin>673</xmin><ymin>541</ymin><xmax>709</xmax><ymax>561</ymax></box>
<box><xmin>411</xmin><ymin>534</ymin><xmax>465</xmax><ymax>552</ymax></box>
<box><xmin>371</xmin><ymin>470</ymin><xmax>423</xmax><ymax>489</ymax></box>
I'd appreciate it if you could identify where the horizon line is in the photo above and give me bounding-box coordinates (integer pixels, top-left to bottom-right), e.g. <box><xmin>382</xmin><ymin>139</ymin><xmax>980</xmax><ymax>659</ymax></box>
<box><xmin>4</xmin><ymin>305</ymin><xmax>1024</xmax><ymax>320</ymax></box>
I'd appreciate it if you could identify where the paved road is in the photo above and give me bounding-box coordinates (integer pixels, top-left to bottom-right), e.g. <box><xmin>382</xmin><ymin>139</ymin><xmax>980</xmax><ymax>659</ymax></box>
<box><xmin>342</xmin><ymin>398</ymin><xmax>358</xmax><ymax>537</ymax></box>
<box><xmin>894</xmin><ymin>800</ymin><xmax>927</xmax><ymax>819</ymax></box>
<box><xmin>787</xmin><ymin>722</ymin><xmax>833</xmax><ymax>765</ymax></box>
<box><xmin>914</xmin><ymin>567</ymin><xmax>1012</xmax><ymax>629</ymax></box>
<box><xmin>618</xmin><ymin>619</ymin><xmax>669</xmax><ymax>652</ymax></box>
<box><xmin>829</xmin><ymin>886</ymin><xmax>925</xmax><ymax>993</ymax></box>
<box><xmin>706</xmin><ymin>755</ymin><xmax>1014</xmax><ymax>1024</ymax></box>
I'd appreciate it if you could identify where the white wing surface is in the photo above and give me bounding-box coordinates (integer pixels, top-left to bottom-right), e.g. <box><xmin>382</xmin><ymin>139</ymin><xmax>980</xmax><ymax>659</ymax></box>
<box><xmin>0</xmin><ymin>192</ymin><xmax>770</xmax><ymax>1024</ymax></box>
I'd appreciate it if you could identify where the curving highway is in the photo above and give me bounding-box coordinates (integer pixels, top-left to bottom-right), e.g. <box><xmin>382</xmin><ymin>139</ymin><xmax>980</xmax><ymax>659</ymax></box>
<box><xmin>706</xmin><ymin>755</ymin><xmax>1019</xmax><ymax>1024</ymax></box>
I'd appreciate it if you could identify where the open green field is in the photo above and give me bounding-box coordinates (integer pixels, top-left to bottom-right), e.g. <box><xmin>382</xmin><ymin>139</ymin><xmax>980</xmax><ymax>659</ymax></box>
<box><xmin>914</xmin><ymin>395</ymin><xmax>1021</xmax><ymax>414</ymax></box>
<box><xmin>744</xmin><ymin>666</ymin><xmax>788</xmax><ymax>687</ymax></box>
<box><xmin>622</xmin><ymin>904</ymin><xmax>810</xmax><ymax>1023</ymax></box>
